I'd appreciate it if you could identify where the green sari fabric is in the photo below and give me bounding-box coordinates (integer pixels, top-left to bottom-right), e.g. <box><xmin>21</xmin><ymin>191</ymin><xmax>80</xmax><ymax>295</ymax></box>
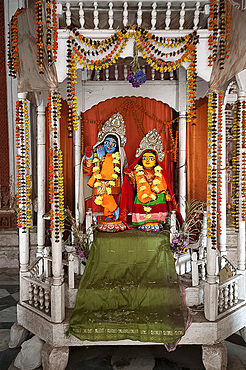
<box><xmin>68</xmin><ymin>229</ymin><xmax>185</xmax><ymax>343</ymax></box>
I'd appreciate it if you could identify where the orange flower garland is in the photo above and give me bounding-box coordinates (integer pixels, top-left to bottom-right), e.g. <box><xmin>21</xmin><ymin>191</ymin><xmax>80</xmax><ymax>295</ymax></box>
<box><xmin>217</xmin><ymin>92</ymin><xmax>223</xmax><ymax>235</ymax></box>
<box><xmin>16</xmin><ymin>100</ymin><xmax>32</xmax><ymax>232</ymax></box>
<box><xmin>186</xmin><ymin>44</ymin><xmax>197</xmax><ymax>125</ymax></box>
<box><xmin>48</xmin><ymin>91</ymin><xmax>65</xmax><ymax>241</ymax></box>
<box><xmin>242</xmin><ymin>101</ymin><xmax>246</xmax><ymax>220</ymax></box>
<box><xmin>35</xmin><ymin>0</ymin><xmax>44</xmax><ymax>73</ymax></box>
<box><xmin>7</xmin><ymin>8</ymin><xmax>25</xmax><ymax>78</ymax></box>
<box><xmin>52</xmin><ymin>0</ymin><xmax>58</xmax><ymax>63</ymax></box>
<box><xmin>231</xmin><ymin>101</ymin><xmax>240</xmax><ymax>231</ymax></box>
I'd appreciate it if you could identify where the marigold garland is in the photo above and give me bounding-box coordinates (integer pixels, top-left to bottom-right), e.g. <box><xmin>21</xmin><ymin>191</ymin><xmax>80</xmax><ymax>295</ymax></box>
<box><xmin>52</xmin><ymin>0</ymin><xmax>58</xmax><ymax>62</ymax></box>
<box><xmin>48</xmin><ymin>91</ymin><xmax>65</xmax><ymax>241</ymax></box>
<box><xmin>217</xmin><ymin>92</ymin><xmax>223</xmax><ymax>235</ymax></box>
<box><xmin>16</xmin><ymin>100</ymin><xmax>32</xmax><ymax>232</ymax></box>
<box><xmin>207</xmin><ymin>92</ymin><xmax>213</xmax><ymax>244</ymax></box>
<box><xmin>35</xmin><ymin>0</ymin><xmax>44</xmax><ymax>73</ymax></box>
<box><xmin>231</xmin><ymin>101</ymin><xmax>240</xmax><ymax>231</ymax></box>
<box><xmin>242</xmin><ymin>100</ymin><xmax>246</xmax><ymax>220</ymax></box>
<box><xmin>7</xmin><ymin>8</ymin><xmax>25</xmax><ymax>78</ymax></box>
<box><xmin>208</xmin><ymin>0</ymin><xmax>231</xmax><ymax>68</ymax></box>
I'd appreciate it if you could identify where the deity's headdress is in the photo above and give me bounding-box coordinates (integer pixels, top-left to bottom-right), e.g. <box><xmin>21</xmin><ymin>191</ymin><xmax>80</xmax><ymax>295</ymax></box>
<box><xmin>97</xmin><ymin>113</ymin><xmax>127</xmax><ymax>147</ymax></box>
<box><xmin>135</xmin><ymin>128</ymin><xmax>165</xmax><ymax>162</ymax></box>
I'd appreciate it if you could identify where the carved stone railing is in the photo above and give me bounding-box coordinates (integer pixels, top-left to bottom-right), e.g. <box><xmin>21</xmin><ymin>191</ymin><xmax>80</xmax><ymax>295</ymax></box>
<box><xmin>57</xmin><ymin>1</ymin><xmax>209</xmax><ymax>31</ymax></box>
<box><xmin>217</xmin><ymin>274</ymin><xmax>243</xmax><ymax>318</ymax></box>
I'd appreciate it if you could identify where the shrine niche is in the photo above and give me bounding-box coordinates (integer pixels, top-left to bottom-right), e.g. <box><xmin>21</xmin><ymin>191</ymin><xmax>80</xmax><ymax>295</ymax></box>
<box><xmin>5</xmin><ymin>1</ymin><xmax>246</xmax><ymax>369</ymax></box>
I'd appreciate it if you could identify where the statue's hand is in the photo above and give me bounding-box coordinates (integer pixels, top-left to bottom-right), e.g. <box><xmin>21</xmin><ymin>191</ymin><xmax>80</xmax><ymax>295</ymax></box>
<box><xmin>97</xmin><ymin>145</ymin><xmax>106</xmax><ymax>158</ymax></box>
<box><xmin>85</xmin><ymin>146</ymin><xmax>93</xmax><ymax>160</ymax></box>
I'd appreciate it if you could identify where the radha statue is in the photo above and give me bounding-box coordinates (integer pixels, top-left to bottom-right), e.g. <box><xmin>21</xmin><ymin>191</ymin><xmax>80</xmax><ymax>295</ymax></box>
<box><xmin>120</xmin><ymin>128</ymin><xmax>181</xmax><ymax>231</ymax></box>
<box><xmin>79</xmin><ymin>113</ymin><xmax>128</xmax><ymax>232</ymax></box>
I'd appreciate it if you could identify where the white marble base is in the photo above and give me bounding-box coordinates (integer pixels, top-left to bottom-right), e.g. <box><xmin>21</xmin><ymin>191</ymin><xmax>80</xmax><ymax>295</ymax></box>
<box><xmin>41</xmin><ymin>343</ymin><xmax>69</xmax><ymax>370</ymax></box>
<box><xmin>202</xmin><ymin>342</ymin><xmax>227</xmax><ymax>370</ymax></box>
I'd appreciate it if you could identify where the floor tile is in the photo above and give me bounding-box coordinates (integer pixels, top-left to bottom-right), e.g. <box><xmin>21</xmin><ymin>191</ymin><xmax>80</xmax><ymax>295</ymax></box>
<box><xmin>0</xmin><ymin>289</ymin><xmax>10</xmax><ymax>299</ymax></box>
<box><xmin>0</xmin><ymin>306</ymin><xmax>17</xmax><ymax>322</ymax></box>
<box><xmin>11</xmin><ymin>292</ymin><xmax>19</xmax><ymax>302</ymax></box>
<box><xmin>0</xmin><ymin>296</ymin><xmax>18</xmax><ymax>311</ymax></box>
<box><xmin>0</xmin><ymin>329</ymin><xmax>10</xmax><ymax>351</ymax></box>
<box><xmin>4</xmin><ymin>286</ymin><xmax>19</xmax><ymax>295</ymax></box>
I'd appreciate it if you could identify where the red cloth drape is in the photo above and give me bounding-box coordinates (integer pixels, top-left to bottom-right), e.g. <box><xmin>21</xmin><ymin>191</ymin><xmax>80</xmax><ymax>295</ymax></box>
<box><xmin>82</xmin><ymin>96</ymin><xmax>174</xmax><ymax>190</ymax></box>
<box><xmin>186</xmin><ymin>97</ymin><xmax>208</xmax><ymax>203</ymax></box>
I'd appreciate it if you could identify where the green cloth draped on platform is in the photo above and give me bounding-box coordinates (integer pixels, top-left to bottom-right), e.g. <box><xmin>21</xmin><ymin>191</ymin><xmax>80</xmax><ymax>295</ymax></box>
<box><xmin>68</xmin><ymin>229</ymin><xmax>185</xmax><ymax>343</ymax></box>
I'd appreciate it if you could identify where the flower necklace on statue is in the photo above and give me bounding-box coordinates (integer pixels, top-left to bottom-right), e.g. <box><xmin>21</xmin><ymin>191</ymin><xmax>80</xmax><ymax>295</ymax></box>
<box><xmin>135</xmin><ymin>164</ymin><xmax>163</xmax><ymax>219</ymax></box>
<box><xmin>93</xmin><ymin>152</ymin><xmax>121</xmax><ymax>206</ymax></box>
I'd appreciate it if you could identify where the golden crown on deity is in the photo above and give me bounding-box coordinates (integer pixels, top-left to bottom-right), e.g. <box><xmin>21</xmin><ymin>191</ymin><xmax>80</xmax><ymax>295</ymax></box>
<box><xmin>135</xmin><ymin>128</ymin><xmax>165</xmax><ymax>162</ymax></box>
<box><xmin>97</xmin><ymin>113</ymin><xmax>127</xmax><ymax>147</ymax></box>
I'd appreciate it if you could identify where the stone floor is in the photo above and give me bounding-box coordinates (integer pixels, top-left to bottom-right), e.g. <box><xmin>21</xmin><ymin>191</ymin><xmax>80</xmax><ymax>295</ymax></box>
<box><xmin>0</xmin><ymin>269</ymin><xmax>246</xmax><ymax>370</ymax></box>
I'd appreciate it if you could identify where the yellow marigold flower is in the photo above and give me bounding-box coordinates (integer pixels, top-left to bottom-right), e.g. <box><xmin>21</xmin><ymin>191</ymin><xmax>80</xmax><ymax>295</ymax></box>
<box><xmin>93</xmin><ymin>158</ymin><xmax>99</xmax><ymax>163</ymax></box>
<box><xmin>135</xmin><ymin>165</ymin><xmax>143</xmax><ymax>171</ymax></box>
<box><xmin>115</xmin><ymin>167</ymin><xmax>120</xmax><ymax>173</ymax></box>
<box><xmin>144</xmin><ymin>214</ymin><xmax>151</xmax><ymax>219</ymax></box>
<box><xmin>112</xmin><ymin>152</ymin><xmax>120</xmax><ymax>159</ymax></box>
<box><xmin>138</xmin><ymin>178</ymin><xmax>146</xmax><ymax>184</ymax></box>
<box><xmin>93</xmin><ymin>166</ymin><xmax>100</xmax><ymax>172</ymax></box>
<box><xmin>109</xmin><ymin>181</ymin><xmax>115</xmax><ymax>186</ymax></box>
<box><xmin>154</xmin><ymin>166</ymin><xmax>162</xmax><ymax>172</ymax></box>
<box><xmin>153</xmin><ymin>179</ymin><xmax>161</xmax><ymax>185</ymax></box>
<box><xmin>95</xmin><ymin>196</ymin><xmax>103</xmax><ymax>205</ymax></box>
<box><xmin>153</xmin><ymin>186</ymin><xmax>159</xmax><ymax>193</ymax></box>
<box><xmin>150</xmin><ymin>193</ymin><xmax>156</xmax><ymax>200</ymax></box>
<box><xmin>155</xmin><ymin>172</ymin><xmax>162</xmax><ymax>177</ymax></box>
<box><xmin>112</xmin><ymin>173</ymin><xmax>118</xmax><ymax>179</ymax></box>
<box><xmin>106</xmin><ymin>187</ymin><xmax>112</xmax><ymax>194</ymax></box>
<box><xmin>143</xmin><ymin>206</ymin><xmax>152</xmax><ymax>212</ymax></box>
<box><xmin>94</xmin><ymin>174</ymin><xmax>102</xmax><ymax>179</ymax></box>
<box><xmin>94</xmin><ymin>181</ymin><xmax>101</xmax><ymax>187</ymax></box>
<box><xmin>113</xmin><ymin>159</ymin><xmax>120</xmax><ymax>164</ymax></box>
<box><xmin>140</xmin><ymin>186</ymin><xmax>146</xmax><ymax>191</ymax></box>
<box><xmin>142</xmin><ymin>193</ymin><xmax>148</xmax><ymax>199</ymax></box>
<box><xmin>137</xmin><ymin>171</ymin><xmax>144</xmax><ymax>176</ymax></box>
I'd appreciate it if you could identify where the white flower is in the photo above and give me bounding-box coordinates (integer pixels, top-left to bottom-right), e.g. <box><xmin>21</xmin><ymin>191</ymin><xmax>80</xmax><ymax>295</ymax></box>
<box><xmin>154</xmin><ymin>165</ymin><xmax>162</xmax><ymax>172</ymax></box>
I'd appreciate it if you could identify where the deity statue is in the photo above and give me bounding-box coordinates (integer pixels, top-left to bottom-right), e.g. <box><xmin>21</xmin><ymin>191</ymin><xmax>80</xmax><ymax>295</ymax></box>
<box><xmin>79</xmin><ymin>113</ymin><xmax>128</xmax><ymax>232</ymax></box>
<box><xmin>119</xmin><ymin>128</ymin><xmax>181</xmax><ymax>231</ymax></box>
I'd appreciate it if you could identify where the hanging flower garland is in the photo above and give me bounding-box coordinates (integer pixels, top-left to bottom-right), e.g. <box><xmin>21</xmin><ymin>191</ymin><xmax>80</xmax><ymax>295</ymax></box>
<box><xmin>48</xmin><ymin>91</ymin><xmax>65</xmax><ymax>241</ymax></box>
<box><xmin>16</xmin><ymin>100</ymin><xmax>32</xmax><ymax>232</ymax></box>
<box><xmin>242</xmin><ymin>101</ymin><xmax>246</xmax><ymax>220</ymax></box>
<box><xmin>208</xmin><ymin>0</ymin><xmax>231</xmax><ymax>68</ymax></box>
<box><xmin>35</xmin><ymin>0</ymin><xmax>44</xmax><ymax>73</ymax></box>
<box><xmin>211</xmin><ymin>92</ymin><xmax>218</xmax><ymax>248</ymax></box>
<box><xmin>217</xmin><ymin>92</ymin><xmax>223</xmax><ymax>235</ymax></box>
<box><xmin>231</xmin><ymin>101</ymin><xmax>240</xmax><ymax>232</ymax></box>
<box><xmin>186</xmin><ymin>44</ymin><xmax>197</xmax><ymax>125</ymax></box>
<box><xmin>46</xmin><ymin>0</ymin><xmax>52</xmax><ymax>66</ymax></box>
<box><xmin>52</xmin><ymin>0</ymin><xmax>58</xmax><ymax>63</ymax></box>
<box><xmin>206</xmin><ymin>92</ymin><xmax>213</xmax><ymax>246</ymax></box>
<box><xmin>7</xmin><ymin>8</ymin><xmax>25</xmax><ymax>78</ymax></box>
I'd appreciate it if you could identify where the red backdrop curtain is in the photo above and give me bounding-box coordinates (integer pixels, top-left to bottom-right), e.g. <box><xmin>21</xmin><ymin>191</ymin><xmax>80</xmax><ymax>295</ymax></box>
<box><xmin>186</xmin><ymin>97</ymin><xmax>208</xmax><ymax>203</ymax></box>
